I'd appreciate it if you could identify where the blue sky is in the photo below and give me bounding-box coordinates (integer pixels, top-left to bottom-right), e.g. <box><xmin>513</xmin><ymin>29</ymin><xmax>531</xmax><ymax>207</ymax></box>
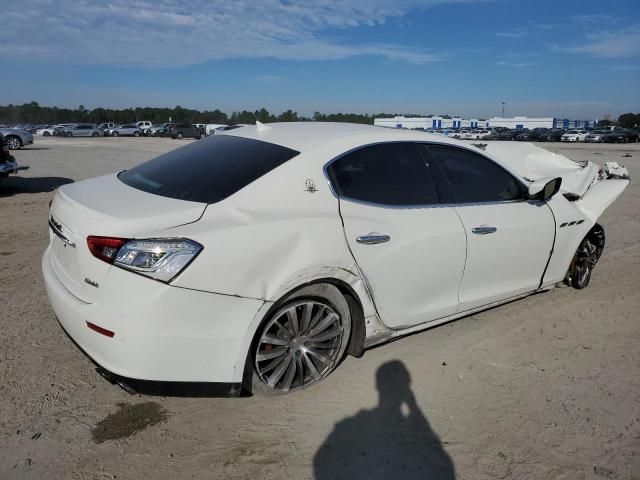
<box><xmin>2</xmin><ymin>0</ymin><xmax>639</xmax><ymax>119</ymax></box>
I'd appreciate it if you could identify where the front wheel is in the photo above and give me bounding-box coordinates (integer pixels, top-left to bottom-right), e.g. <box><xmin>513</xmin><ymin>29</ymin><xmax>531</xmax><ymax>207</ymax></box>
<box><xmin>43</xmin><ymin>131</ymin><xmax>50</xmax><ymax>136</ymax></box>
<box><xmin>566</xmin><ymin>226</ymin><xmax>605</xmax><ymax>289</ymax></box>
<box><xmin>6</xmin><ymin>136</ymin><xmax>22</xmax><ymax>150</ymax></box>
<box><xmin>251</xmin><ymin>284</ymin><xmax>351</xmax><ymax>395</ymax></box>
<box><xmin>112</xmin><ymin>131</ymin><xmax>119</xmax><ymax>137</ymax></box>
<box><xmin>133</xmin><ymin>131</ymin><xmax>140</xmax><ymax>137</ymax></box>
<box><xmin>92</xmin><ymin>132</ymin><xmax>98</xmax><ymax>137</ymax></box>
<box><xmin>177</xmin><ymin>132</ymin><xmax>183</xmax><ymax>139</ymax></box>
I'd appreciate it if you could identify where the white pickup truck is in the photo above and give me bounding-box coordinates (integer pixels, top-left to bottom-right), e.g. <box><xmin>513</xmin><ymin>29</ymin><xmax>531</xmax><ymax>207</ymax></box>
<box><xmin>136</xmin><ymin>121</ymin><xmax>153</xmax><ymax>133</ymax></box>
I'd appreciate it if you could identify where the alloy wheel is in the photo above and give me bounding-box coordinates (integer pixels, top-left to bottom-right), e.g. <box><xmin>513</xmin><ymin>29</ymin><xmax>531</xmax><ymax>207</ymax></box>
<box><xmin>255</xmin><ymin>300</ymin><xmax>345</xmax><ymax>392</ymax></box>
<box><xmin>6</xmin><ymin>137</ymin><xmax>21</xmax><ymax>150</ymax></box>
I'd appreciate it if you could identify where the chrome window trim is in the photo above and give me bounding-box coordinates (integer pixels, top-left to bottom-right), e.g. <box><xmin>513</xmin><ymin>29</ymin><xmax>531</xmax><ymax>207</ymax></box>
<box><xmin>322</xmin><ymin>140</ymin><xmax>530</xmax><ymax>210</ymax></box>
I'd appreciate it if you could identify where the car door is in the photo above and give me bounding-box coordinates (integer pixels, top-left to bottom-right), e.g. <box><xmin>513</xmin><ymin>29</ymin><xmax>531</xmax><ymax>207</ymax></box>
<box><xmin>424</xmin><ymin>144</ymin><xmax>555</xmax><ymax>311</ymax></box>
<box><xmin>327</xmin><ymin>142</ymin><xmax>467</xmax><ymax>329</ymax></box>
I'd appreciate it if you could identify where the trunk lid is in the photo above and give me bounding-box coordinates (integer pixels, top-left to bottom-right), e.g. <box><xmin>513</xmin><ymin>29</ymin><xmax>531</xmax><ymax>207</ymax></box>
<box><xmin>47</xmin><ymin>173</ymin><xmax>206</xmax><ymax>303</ymax></box>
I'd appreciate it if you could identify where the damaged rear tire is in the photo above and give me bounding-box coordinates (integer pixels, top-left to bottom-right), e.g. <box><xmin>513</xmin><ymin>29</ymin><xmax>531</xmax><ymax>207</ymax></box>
<box><xmin>566</xmin><ymin>225</ymin><xmax>605</xmax><ymax>289</ymax></box>
<box><xmin>250</xmin><ymin>283</ymin><xmax>351</xmax><ymax>395</ymax></box>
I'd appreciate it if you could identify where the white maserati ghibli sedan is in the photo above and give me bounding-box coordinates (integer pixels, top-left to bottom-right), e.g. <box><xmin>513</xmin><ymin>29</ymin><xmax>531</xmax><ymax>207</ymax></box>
<box><xmin>43</xmin><ymin>123</ymin><xmax>629</xmax><ymax>394</ymax></box>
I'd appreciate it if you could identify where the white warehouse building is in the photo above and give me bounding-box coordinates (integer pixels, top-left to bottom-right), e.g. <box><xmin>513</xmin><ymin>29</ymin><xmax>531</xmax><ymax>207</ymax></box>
<box><xmin>375</xmin><ymin>115</ymin><xmax>596</xmax><ymax>130</ymax></box>
<box><xmin>374</xmin><ymin>116</ymin><xmax>486</xmax><ymax>130</ymax></box>
<box><xmin>488</xmin><ymin>117</ymin><xmax>595</xmax><ymax>129</ymax></box>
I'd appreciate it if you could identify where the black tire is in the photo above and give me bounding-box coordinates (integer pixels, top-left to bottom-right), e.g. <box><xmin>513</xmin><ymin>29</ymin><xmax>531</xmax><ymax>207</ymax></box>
<box><xmin>133</xmin><ymin>131</ymin><xmax>140</xmax><ymax>137</ymax></box>
<box><xmin>92</xmin><ymin>132</ymin><xmax>98</xmax><ymax>137</ymax></box>
<box><xmin>566</xmin><ymin>225</ymin><xmax>605</xmax><ymax>289</ymax></box>
<box><xmin>249</xmin><ymin>283</ymin><xmax>352</xmax><ymax>396</ymax></box>
<box><xmin>43</xmin><ymin>131</ymin><xmax>50</xmax><ymax>136</ymax></box>
<box><xmin>112</xmin><ymin>131</ymin><xmax>119</xmax><ymax>137</ymax></box>
<box><xmin>177</xmin><ymin>132</ymin><xmax>183</xmax><ymax>139</ymax></box>
<box><xmin>6</xmin><ymin>136</ymin><xmax>22</xmax><ymax>150</ymax></box>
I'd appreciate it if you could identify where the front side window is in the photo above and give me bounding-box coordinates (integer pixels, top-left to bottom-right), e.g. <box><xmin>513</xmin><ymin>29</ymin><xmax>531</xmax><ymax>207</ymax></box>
<box><xmin>328</xmin><ymin>143</ymin><xmax>439</xmax><ymax>206</ymax></box>
<box><xmin>119</xmin><ymin>135</ymin><xmax>299</xmax><ymax>204</ymax></box>
<box><xmin>426</xmin><ymin>145</ymin><xmax>524</xmax><ymax>203</ymax></box>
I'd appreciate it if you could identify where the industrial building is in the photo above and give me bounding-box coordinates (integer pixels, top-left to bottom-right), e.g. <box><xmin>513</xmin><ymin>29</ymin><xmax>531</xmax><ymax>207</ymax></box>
<box><xmin>374</xmin><ymin>115</ymin><xmax>596</xmax><ymax>130</ymax></box>
<box><xmin>488</xmin><ymin>117</ymin><xmax>595</xmax><ymax>129</ymax></box>
<box><xmin>374</xmin><ymin>116</ymin><xmax>485</xmax><ymax>130</ymax></box>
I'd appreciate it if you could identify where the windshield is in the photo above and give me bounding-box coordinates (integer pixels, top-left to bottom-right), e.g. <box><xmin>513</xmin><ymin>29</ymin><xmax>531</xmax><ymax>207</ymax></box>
<box><xmin>118</xmin><ymin>134</ymin><xmax>300</xmax><ymax>204</ymax></box>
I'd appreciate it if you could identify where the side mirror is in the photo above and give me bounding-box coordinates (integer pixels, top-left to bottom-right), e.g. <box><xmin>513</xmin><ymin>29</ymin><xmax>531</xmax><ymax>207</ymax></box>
<box><xmin>528</xmin><ymin>177</ymin><xmax>562</xmax><ymax>202</ymax></box>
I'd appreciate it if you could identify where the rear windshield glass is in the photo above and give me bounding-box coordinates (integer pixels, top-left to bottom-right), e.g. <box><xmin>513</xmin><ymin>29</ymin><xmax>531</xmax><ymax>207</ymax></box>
<box><xmin>118</xmin><ymin>135</ymin><xmax>299</xmax><ymax>204</ymax></box>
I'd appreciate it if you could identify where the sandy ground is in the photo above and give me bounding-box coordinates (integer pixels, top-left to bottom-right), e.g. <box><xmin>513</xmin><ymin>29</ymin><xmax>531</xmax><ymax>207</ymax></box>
<box><xmin>1</xmin><ymin>136</ymin><xmax>638</xmax><ymax>480</ymax></box>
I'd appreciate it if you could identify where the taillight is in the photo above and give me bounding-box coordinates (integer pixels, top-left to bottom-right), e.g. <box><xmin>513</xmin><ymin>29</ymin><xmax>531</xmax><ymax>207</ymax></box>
<box><xmin>87</xmin><ymin>236</ymin><xmax>127</xmax><ymax>263</ymax></box>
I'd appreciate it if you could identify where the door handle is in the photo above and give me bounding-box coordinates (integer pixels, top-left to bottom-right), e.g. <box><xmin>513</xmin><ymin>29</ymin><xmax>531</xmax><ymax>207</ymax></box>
<box><xmin>356</xmin><ymin>233</ymin><xmax>391</xmax><ymax>245</ymax></box>
<box><xmin>472</xmin><ymin>226</ymin><xmax>497</xmax><ymax>235</ymax></box>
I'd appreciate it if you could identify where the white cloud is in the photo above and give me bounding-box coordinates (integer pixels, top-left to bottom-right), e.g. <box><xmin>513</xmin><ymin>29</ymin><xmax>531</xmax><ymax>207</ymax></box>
<box><xmin>496</xmin><ymin>61</ymin><xmax>534</xmax><ymax>67</ymax></box>
<box><xmin>563</xmin><ymin>25</ymin><xmax>640</xmax><ymax>58</ymax></box>
<box><xmin>495</xmin><ymin>31</ymin><xmax>528</xmax><ymax>38</ymax></box>
<box><xmin>0</xmin><ymin>0</ymin><xmax>489</xmax><ymax>67</ymax></box>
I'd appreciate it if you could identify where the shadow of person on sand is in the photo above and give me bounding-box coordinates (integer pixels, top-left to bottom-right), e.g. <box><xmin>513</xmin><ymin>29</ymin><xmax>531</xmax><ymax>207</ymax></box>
<box><xmin>0</xmin><ymin>176</ymin><xmax>73</xmax><ymax>197</ymax></box>
<box><xmin>314</xmin><ymin>360</ymin><xmax>455</xmax><ymax>480</ymax></box>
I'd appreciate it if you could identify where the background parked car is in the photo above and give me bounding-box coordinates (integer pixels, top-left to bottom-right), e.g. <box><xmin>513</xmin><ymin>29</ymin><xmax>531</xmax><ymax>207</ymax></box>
<box><xmin>147</xmin><ymin>123</ymin><xmax>171</xmax><ymax>136</ymax></box>
<box><xmin>561</xmin><ymin>129</ymin><xmax>589</xmax><ymax>142</ymax></box>
<box><xmin>0</xmin><ymin>132</ymin><xmax>28</xmax><ymax>182</ymax></box>
<box><xmin>168</xmin><ymin>123</ymin><xmax>202</xmax><ymax>139</ymax></box>
<box><xmin>609</xmin><ymin>128</ymin><xmax>639</xmax><ymax>143</ymax></box>
<box><xmin>136</xmin><ymin>121</ymin><xmax>152</xmax><ymax>134</ymax></box>
<box><xmin>538</xmin><ymin>128</ymin><xmax>565</xmax><ymax>142</ymax></box>
<box><xmin>0</xmin><ymin>127</ymin><xmax>34</xmax><ymax>150</ymax></box>
<box><xmin>52</xmin><ymin>124</ymin><xmax>76</xmax><ymax>136</ymax></box>
<box><xmin>109</xmin><ymin>124</ymin><xmax>143</xmax><ymax>137</ymax></box>
<box><xmin>63</xmin><ymin>124</ymin><xmax>104</xmax><ymax>137</ymax></box>
<box><xmin>585</xmin><ymin>130</ymin><xmax>614</xmax><ymax>143</ymax></box>
<box><xmin>36</xmin><ymin>125</ymin><xmax>55</xmax><ymax>136</ymax></box>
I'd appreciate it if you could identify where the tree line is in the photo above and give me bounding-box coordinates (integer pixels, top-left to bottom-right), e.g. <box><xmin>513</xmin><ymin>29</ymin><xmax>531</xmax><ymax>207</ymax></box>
<box><xmin>0</xmin><ymin>102</ymin><xmax>398</xmax><ymax>126</ymax></box>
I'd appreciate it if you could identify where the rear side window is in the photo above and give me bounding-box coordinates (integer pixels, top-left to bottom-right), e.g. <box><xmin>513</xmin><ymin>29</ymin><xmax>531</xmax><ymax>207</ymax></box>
<box><xmin>426</xmin><ymin>145</ymin><xmax>524</xmax><ymax>203</ymax></box>
<box><xmin>328</xmin><ymin>143</ymin><xmax>439</xmax><ymax>206</ymax></box>
<box><xmin>119</xmin><ymin>135</ymin><xmax>299</xmax><ymax>204</ymax></box>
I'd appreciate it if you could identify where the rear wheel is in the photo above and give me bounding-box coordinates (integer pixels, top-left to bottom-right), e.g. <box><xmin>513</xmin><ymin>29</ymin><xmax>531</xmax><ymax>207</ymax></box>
<box><xmin>43</xmin><ymin>131</ymin><xmax>50</xmax><ymax>136</ymax></box>
<box><xmin>177</xmin><ymin>132</ymin><xmax>184</xmax><ymax>139</ymax></box>
<box><xmin>133</xmin><ymin>131</ymin><xmax>140</xmax><ymax>137</ymax></box>
<box><xmin>251</xmin><ymin>284</ymin><xmax>351</xmax><ymax>395</ymax></box>
<box><xmin>566</xmin><ymin>226</ymin><xmax>605</xmax><ymax>289</ymax></box>
<box><xmin>92</xmin><ymin>132</ymin><xmax>98</xmax><ymax>137</ymax></box>
<box><xmin>112</xmin><ymin>131</ymin><xmax>119</xmax><ymax>137</ymax></box>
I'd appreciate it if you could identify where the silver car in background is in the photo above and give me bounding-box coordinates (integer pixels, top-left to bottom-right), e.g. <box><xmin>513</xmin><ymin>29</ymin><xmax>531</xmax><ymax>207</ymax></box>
<box><xmin>63</xmin><ymin>124</ymin><xmax>104</xmax><ymax>137</ymax></box>
<box><xmin>0</xmin><ymin>128</ymin><xmax>35</xmax><ymax>150</ymax></box>
<box><xmin>109</xmin><ymin>124</ymin><xmax>143</xmax><ymax>137</ymax></box>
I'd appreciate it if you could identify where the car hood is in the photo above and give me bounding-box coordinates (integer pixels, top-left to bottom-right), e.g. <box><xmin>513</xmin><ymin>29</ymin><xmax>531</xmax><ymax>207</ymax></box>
<box><xmin>484</xmin><ymin>142</ymin><xmax>602</xmax><ymax>198</ymax></box>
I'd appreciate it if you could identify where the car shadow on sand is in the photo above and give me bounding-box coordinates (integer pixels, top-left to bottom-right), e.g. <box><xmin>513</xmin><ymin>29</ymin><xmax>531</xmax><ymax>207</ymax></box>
<box><xmin>0</xmin><ymin>176</ymin><xmax>73</xmax><ymax>196</ymax></box>
<box><xmin>313</xmin><ymin>360</ymin><xmax>455</xmax><ymax>480</ymax></box>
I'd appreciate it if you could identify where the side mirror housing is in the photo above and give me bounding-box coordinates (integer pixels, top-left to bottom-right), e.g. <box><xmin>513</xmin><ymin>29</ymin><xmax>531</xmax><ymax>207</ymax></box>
<box><xmin>528</xmin><ymin>177</ymin><xmax>562</xmax><ymax>202</ymax></box>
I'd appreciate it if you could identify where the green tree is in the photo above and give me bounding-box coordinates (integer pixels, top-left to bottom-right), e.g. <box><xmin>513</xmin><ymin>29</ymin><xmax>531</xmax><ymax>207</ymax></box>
<box><xmin>617</xmin><ymin>113</ymin><xmax>639</xmax><ymax>129</ymax></box>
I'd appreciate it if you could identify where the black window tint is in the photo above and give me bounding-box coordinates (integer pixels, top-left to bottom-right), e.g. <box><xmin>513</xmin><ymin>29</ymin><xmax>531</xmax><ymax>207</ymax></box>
<box><xmin>427</xmin><ymin>145</ymin><xmax>523</xmax><ymax>203</ymax></box>
<box><xmin>328</xmin><ymin>143</ymin><xmax>439</xmax><ymax>206</ymax></box>
<box><xmin>118</xmin><ymin>135</ymin><xmax>299</xmax><ymax>204</ymax></box>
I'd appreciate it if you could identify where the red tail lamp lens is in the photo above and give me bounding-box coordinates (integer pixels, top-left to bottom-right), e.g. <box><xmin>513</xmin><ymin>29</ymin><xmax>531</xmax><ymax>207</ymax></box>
<box><xmin>87</xmin><ymin>236</ymin><xmax>127</xmax><ymax>263</ymax></box>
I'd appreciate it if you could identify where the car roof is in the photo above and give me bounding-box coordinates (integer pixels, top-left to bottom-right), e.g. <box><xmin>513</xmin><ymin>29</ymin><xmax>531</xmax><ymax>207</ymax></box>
<box><xmin>223</xmin><ymin>122</ymin><xmax>468</xmax><ymax>152</ymax></box>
